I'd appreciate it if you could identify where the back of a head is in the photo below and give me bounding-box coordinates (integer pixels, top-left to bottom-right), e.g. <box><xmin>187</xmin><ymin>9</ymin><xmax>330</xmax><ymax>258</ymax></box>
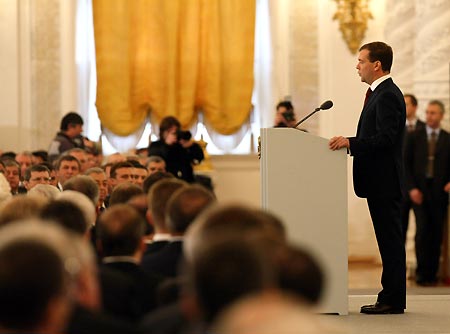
<box><xmin>41</xmin><ymin>199</ymin><xmax>89</xmax><ymax>236</ymax></box>
<box><xmin>184</xmin><ymin>204</ymin><xmax>286</xmax><ymax>263</ymax></box>
<box><xmin>97</xmin><ymin>204</ymin><xmax>146</xmax><ymax>257</ymax></box>
<box><xmin>186</xmin><ymin>238</ymin><xmax>274</xmax><ymax>323</ymax></box>
<box><xmin>27</xmin><ymin>184</ymin><xmax>61</xmax><ymax>202</ymax></box>
<box><xmin>109</xmin><ymin>182</ymin><xmax>144</xmax><ymax>206</ymax></box>
<box><xmin>166</xmin><ymin>185</ymin><xmax>215</xmax><ymax>235</ymax></box>
<box><xmin>147</xmin><ymin>178</ymin><xmax>187</xmax><ymax>229</ymax></box>
<box><xmin>0</xmin><ymin>195</ymin><xmax>46</xmax><ymax>227</ymax></box>
<box><xmin>275</xmin><ymin>244</ymin><xmax>324</xmax><ymax>305</ymax></box>
<box><xmin>58</xmin><ymin>190</ymin><xmax>96</xmax><ymax>226</ymax></box>
<box><xmin>63</xmin><ymin>175</ymin><xmax>99</xmax><ymax>205</ymax></box>
<box><xmin>0</xmin><ymin>221</ymin><xmax>76</xmax><ymax>332</ymax></box>
<box><xmin>142</xmin><ymin>171</ymin><xmax>174</xmax><ymax>194</ymax></box>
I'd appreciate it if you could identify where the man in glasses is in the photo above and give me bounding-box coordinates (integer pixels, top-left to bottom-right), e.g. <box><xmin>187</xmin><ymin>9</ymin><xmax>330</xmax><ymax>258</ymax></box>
<box><xmin>23</xmin><ymin>165</ymin><xmax>52</xmax><ymax>191</ymax></box>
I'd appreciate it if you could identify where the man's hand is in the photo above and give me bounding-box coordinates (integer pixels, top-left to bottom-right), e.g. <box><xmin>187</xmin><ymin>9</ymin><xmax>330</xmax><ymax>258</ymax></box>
<box><xmin>329</xmin><ymin>136</ymin><xmax>350</xmax><ymax>151</ymax></box>
<box><xmin>409</xmin><ymin>188</ymin><xmax>423</xmax><ymax>205</ymax></box>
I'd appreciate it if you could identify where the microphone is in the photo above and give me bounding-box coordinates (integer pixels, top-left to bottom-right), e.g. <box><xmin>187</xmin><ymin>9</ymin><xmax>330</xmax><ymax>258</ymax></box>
<box><xmin>293</xmin><ymin>100</ymin><xmax>333</xmax><ymax>128</ymax></box>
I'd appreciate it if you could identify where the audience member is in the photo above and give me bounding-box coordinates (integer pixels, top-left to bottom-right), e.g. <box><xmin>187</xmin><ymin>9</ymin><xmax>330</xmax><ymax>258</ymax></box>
<box><xmin>0</xmin><ymin>172</ymin><xmax>11</xmax><ymax>205</ymax></box>
<box><xmin>0</xmin><ymin>222</ymin><xmax>78</xmax><ymax>334</ymax></box>
<box><xmin>3</xmin><ymin>159</ymin><xmax>23</xmax><ymax>195</ymax></box>
<box><xmin>23</xmin><ymin>164</ymin><xmax>51</xmax><ymax>191</ymax></box>
<box><xmin>141</xmin><ymin>179</ymin><xmax>187</xmax><ymax>273</ymax></box>
<box><xmin>0</xmin><ymin>195</ymin><xmax>46</xmax><ymax>226</ymax></box>
<box><xmin>58</xmin><ymin>190</ymin><xmax>96</xmax><ymax>229</ymax></box>
<box><xmin>55</xmin><ymin>155</ymin><xmax>81</xmax><ymax>190</ymax></box>
<box><xmin>15</xmin><ymin>151</ymin><xmax>33</xmax><ymax>179</ymax></box>
<box><xmin>97</xmin><ymin>205</ymin><xmax>161</xmax><ymax>321</ymax></box>
<box><xmin>63</xmin><ymin>175</ymin><xmax>99</xmax><ymax>206</ymax></box>
<box><xmin>66</xmin><ymin>148</ymin><xmax>90</xmax><ymax>173</ymax></box>
<box><xmin>147</xmin><ymin>155</ymin><xmax>167</xmax><ymax>174</ymax></box>
<box><xmin>41</xmin><ymin>199</ymin><xmax>90</xmax><ymax>237</ymax></box>
<box><xmin>143</xmin><ymin>171</ymin><xmax>174</xmax><ymax>194</ymax></box>
<box><xmin>85</xmin><ymin>167</ymin><xmax>109</xmax><ymax>213</ymax></box>
<box><xmin>27</xmin><ymin>184</ymin><xmax>61</xmax><ymax>202</ymax></box>
<box><xmin>109</xmin><ymin>183</ymin><xmax>144</xmax><ymax>207</ymax></box>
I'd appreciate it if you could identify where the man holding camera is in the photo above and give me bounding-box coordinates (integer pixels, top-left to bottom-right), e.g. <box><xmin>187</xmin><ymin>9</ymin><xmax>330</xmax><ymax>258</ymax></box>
<box><xmin>274</xmin><ymin>101</ymin><xmax>297</xmax><ymax>128</ymax></box>
<box><xmin>148</xmin><ymin>116</ymin><xmax>204</xmax><ymax>183</ymax></box>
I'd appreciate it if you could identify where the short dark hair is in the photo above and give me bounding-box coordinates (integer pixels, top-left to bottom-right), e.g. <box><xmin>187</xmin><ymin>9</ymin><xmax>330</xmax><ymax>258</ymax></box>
<box><xmin>159</xmin><ymin>116</ymin><xmax>181</xmax><ymax>137</ymax></box>
<box><xmin>143</xmin><ymin>171</ymin><xmax>174</xmax><ymax>194</ymax></box>
<box><xmin>0</xmin><ymin>239</ymin><xmax>66</xmax><ymax>330</ymax></box>
<box><xmin>276</xmin><ymin>101</ymin><xmax>293</xmax><ymax>111</ymax></box>
<box><xmin>148</xmin><ymin>179</ymin><xmax>186</xmax><ymax>229</ymax></box>
<box><xmin>109</xmin><ymin>183</ymin><xmax>144</xmax><ymax>207</ymax></box>
<box><xmin>41</xmin><ymin>200</ymin><xmax>89</xmax><ymax>235</ymax></box>
<box><xmin>404</xmin><ymin>94</ymin><xmax>418</xmax><ymax>107</ymax></box>
<box><xmin>167</xmin><ymin>185</ymin><xmax>215</xmax><ymax>234</ymax></box>
<box><xmin>97</xmin><ymin>204</ymin><xmax>146</xmax><ymax>257</ymax></box>
<box><xmin>109</xmin><ymin>161</ymin><xmax>134</xmax><ymax>179</ymax></box>
<box><xmin>24</xmin><ymin>164</ymin><xmax>50</xmax><ymax>181</ymax></box>
<box><xmin>32</xmin><ymin>150</ymin><xmax>48</xmax><ymax>162</ymax></box>
<box><xmin>359</xmin><ymin>41</ymin><xmax>393</xmax><ymax>72</ymax></box>
<box><xmin>55</xmin><ymin>155</ymin><xmax>81</xmax><ymax>171</ymax></box>
<box><xmin>60</xmin><ymin>112</ymin><xmax>83</xmax><ymax>131</ymax></box>
<box><xmin>62</xmin><ymin>175</ymin><xmax>99</xmax><ymax>205</ymax></box>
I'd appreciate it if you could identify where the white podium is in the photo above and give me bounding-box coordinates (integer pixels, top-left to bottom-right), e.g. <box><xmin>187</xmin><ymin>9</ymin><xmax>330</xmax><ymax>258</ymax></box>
<box><xmin>260</xmin><ymin>128</ymin><xmax>348</xmax><ymax>315</ymax></box>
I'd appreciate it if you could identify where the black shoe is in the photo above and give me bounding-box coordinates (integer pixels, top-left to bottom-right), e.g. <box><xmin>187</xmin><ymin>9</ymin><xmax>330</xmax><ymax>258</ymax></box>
<box><xmin>360</xmin><ymin>302</ymin><xmax>404</xmax><ymax>314</ymax></box>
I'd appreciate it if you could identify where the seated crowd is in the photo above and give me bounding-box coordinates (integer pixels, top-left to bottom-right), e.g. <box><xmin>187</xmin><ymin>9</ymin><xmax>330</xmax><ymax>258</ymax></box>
<box><xmin>0</xmin><ymin>114</ymin><xmax>341</xmax><ymax>334</ymax></box>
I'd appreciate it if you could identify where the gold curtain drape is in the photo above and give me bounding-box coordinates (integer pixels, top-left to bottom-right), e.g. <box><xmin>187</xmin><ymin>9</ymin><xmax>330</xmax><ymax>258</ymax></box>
<box><xmin>93</xmin><ymin>0</ymin><xmax>255</xmax><ymax>137</ymax></box>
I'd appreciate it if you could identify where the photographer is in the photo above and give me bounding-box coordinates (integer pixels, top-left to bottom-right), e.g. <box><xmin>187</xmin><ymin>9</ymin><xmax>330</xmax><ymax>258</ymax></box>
<box><xmin>148</xmin><ymin>116</ymin><xmax>204</xmax><ymax>183</ymax></box>
<box><xmin>274</xmin><ymin>101</ymin><xmax>297</xmax><ymax>128</ymax></box>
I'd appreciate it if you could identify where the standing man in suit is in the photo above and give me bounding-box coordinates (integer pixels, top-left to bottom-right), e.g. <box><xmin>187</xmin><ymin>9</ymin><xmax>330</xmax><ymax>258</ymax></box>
<box><xmin>329</xmin><ymin>41</ymin><xmax>406</xmax><ymax>314</ymax></box>
<box><xmin>402</xmin><ymin>94</ymin><xmax>426</xmax><ymax>243</ymax></box>
<box><xmin>405</xmin><ymin>100</ymin><xmax>450</xmax><ymax>286</ymax></box>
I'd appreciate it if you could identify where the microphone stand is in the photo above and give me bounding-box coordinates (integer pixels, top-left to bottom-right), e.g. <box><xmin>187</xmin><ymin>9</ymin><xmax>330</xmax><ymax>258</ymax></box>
<box><xmin>293</xmin><ymin>108</ymin><xmax>320</xmax><ymax>129</ymax></box>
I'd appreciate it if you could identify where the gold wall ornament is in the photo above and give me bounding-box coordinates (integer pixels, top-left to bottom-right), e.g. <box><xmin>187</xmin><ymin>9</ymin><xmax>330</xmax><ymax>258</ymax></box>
<box><xmin>332</xmin><ymin>0</ymin><xmax>373</xmax><ymax>54</ymax></box>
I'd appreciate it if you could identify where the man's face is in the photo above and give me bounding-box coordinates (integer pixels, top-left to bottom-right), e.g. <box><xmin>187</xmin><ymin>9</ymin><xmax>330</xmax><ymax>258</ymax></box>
<box><xmin>5</xmin><ymin>166</ymin><xmax>20</xmax><ymax>191</ymax></box>
<box><xmin>404</xmin><ymin>96</ymin><xmax>417</xmax><ymax>119</ymax></box>
<box><xmin>356</xmin><ymin>49</ymin><xmax>376</xmax><ymax>85</ymax></box>
<box><xmin>57</xmin><ymin>161</ymin><xmax>80</xmax><ymax>184</ymax></box>
<box><xmin>110</xmin><ymin>167</ymin><xmax>134</xmax><ymax>189</ymax></box>
<box><xmin>25</xmin><ymin>171</ymin><xmax>51</xmax><ymax>190</ymax></box>
<box><xmin>148</xmin><ymin>161</ymin><xmax>166</xmax><ymax>175</ymax></box>
<box><xmin>134</xmin><ymin>168</ymin><xmax>148</xmax><ymax>187</ymax></box>
<box><xmin>425</xmin><ymin>103</ymin><xmax>443</xmax><ymax>129</ymax></box>
<box><xmin>88</xmin><ymin>172</ymin><xmax>108</xmax><ymax>203</ymax></box>
<box><xmin>15</xmin><ymin>154</ymin><xmax>32</xmax><ymax>177</ymax></box>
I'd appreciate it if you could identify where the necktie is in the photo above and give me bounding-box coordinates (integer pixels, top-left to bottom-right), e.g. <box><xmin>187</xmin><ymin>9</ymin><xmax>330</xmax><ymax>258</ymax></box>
<box><xmin>364</xmin><ymin>88</ymin><xmax>372</xmax><ymax>106</ymax></box>
<box><xmin>407</xmin><ymin>123</ymin><xmax>414</xmax><ymax>132</ymax></box>
<box><xmin>427</xmin><ymin>131</ymin><xmax>437</xmax><ymax>178</ymax></box>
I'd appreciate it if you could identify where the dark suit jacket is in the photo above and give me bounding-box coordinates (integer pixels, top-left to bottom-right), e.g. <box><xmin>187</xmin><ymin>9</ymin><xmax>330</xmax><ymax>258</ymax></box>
<box><xmin>405</xmin><ymin>127</ymin><xmax>450</xmax><ymax>202</ymax></box>
<box><xmin>99</xmin><ymin>261</ymin><xmax>162</xmax><ymax>321</ymax></box>
<box><xmin>349</xmin><ymin>78</ymin><xmax>406</xmax><ymax>199</ymax></box>
<box><xmin>141</xmin><ymin>241</ymin><xmax>183</xmax><ymax>278</ymax></box>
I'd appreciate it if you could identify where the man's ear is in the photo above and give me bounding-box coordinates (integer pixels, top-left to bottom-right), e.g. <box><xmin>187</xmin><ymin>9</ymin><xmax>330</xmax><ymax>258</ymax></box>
<box><xmin>146</xmin><ymin>209</ymin><xmax>155</xmax><ymax>227</ymax></box>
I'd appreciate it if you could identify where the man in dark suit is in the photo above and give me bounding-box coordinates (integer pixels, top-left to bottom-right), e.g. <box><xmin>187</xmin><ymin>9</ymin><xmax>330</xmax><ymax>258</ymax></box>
<box><xmin>97</xmin><ymin>204</ymin><xmax>161</xmax><ymax>321</ymax></box>
<box><xmin>329</xmin><ymin>41</ymin><xmax>406</xmax><ymax>314</ymax></box>
<box><xmin>402</xmin><ymin>94</ymin><xmax>426</xmax><ymax>243</ymax></box>
<box><xmin>405</xmin><ymin>100</ymin><xmax>450</xmax><ymax>285</ymax></box>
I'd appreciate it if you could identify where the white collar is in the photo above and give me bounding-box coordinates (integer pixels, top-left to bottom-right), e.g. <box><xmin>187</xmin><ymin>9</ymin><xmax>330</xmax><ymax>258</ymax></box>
<box><xmin>370</xmin><ymin>74</ymin><xmax>392</xmax><ymax>92</ymax></box>
<box><xmin>426</xmin><ymin>125</ymin><xmax>440</xmax><ymax>137</ymax></box>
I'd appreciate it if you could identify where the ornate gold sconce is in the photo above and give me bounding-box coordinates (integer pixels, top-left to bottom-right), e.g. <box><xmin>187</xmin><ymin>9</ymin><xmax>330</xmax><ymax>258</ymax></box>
<box><xmin>333</xmin><ymin>0</ymin><xmax>373</xmax><ymax>54</ymax></box>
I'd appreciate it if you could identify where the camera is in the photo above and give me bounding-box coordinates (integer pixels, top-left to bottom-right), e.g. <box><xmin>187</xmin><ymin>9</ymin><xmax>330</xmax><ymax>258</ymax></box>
<box><xmin>176</xmin><ymin>130</ymin><xmax>192</xmax><ymax>141</ymax></box>
<box><xmin>282</xmin><ymin>110</ymin><xmax>295</xmax><ymax>122</ymax></box>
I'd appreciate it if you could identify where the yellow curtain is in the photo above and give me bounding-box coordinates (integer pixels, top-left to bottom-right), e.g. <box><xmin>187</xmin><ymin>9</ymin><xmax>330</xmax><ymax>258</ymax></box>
<box><xmin>93</xmin><ymin>0</ymin><xmax>255</xmax><ymax>136</ymax></box>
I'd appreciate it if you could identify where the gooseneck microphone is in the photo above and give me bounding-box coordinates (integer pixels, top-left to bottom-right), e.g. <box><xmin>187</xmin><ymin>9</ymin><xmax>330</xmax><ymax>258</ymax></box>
<box><xmin>293</xmin><ymin>100</ymin><xmax>333</xmax><ymax>128</ymax></box>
